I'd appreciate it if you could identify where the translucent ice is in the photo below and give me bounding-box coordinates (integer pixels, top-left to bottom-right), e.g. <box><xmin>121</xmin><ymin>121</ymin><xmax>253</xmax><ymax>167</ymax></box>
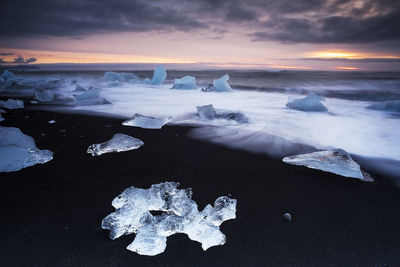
<box><xmin>35</xmin><ymin>89</ymin><xmax>54</xmax><ymax>102</ymax></box>
<box><xmin>74</xmin><ymin>87</ymin><xmax>109</xmax><ymax>104</ymax></box>
<box><xmin>103</xmin><ymin>72</ymin><xmax>139</xmax><ymax>82</ymax></box>
<box><xmin>197</xmin><ymin>104</ymin><xmax>217</xmax><ymax>120</ymax></box>
<box><xmin>172</xmin><ymin>76</ymin><xmax>197</xmax><ymax>90</ymax></box>
<box><xmin>286</xmin><ymin>93</ymin><xmax>327</xmax><ymax>112</ymax></box>
<box><xmin>0</xmin><ymin>126</ymin><xmax>53</xmax><ymax>172</ymax></box>
<box><xmin>197</xmin><ymin>104</ymin><xmax>249</xmax><ymax>123</ymax></box>
<box><xmin>282</xmin><ymin>149</ymin><xmax>373</xmax><ymax>181</ymax></box>
<box><xmin>367</xmin><ymin>100</ymin><xmax>400</xmax><ymax>112</ymax></box>
<box><xmin>1</xmin><ymin>70</ymin><xmax>16</xmax><ymax>84</ymax></box>
<box><xmin>122</xmin><ymin>113</ymin><xmax>171</xmax><ymax>129</ymax></box>
<box><xmin>101</xmin><ymin>182</ymin><xmax>236</xmax><ymax>256</ymax></box>
<box><xmin>0</xmin><ymin>99</ymin><xmax>24</xmax><ymax>109</ymax></box>
<box><xmin>212</xmin><ymin>74</ymin><xmax>232</xmax><ymax>92</ymax></box>
<box><xmin>87</xmin><ymin>133</ymin><xmax>144</xmax><ymax>156</ymax></box>
<box><xmin>73</xmin><ymin>84</ymin><xmax>87</xmax><ymax>92</ymax></box>
<box><xmin>151</xmin><ymin>66</ymin><xmax>167</xmax><ymax>85</ymax></box>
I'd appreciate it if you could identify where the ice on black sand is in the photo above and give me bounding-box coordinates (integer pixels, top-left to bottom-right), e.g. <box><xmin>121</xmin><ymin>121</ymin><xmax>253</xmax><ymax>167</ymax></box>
<box><xmin>122</xmin><ymin>113</ymin><xmax>171</xmax><ymax>129</ymax></box>
<box><xmin>87</xmin><ymin>133</ymin><xmax>144</xmax><ymax>156</ymax></box>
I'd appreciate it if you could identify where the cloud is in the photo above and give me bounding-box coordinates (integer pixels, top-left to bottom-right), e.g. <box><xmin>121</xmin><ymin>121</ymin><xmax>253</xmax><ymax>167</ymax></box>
<box><xmin>0</xmin><ymin>52</ymin><xmax>13</xmax><ymax>56</ymax></box>
<box><xmin>300</xmin><ymin>57</ymin><xmax>400</xmax><ymax>63</ymax></box>
<box><xmin>0</xmin><ymin>0</ymin><xmax>399</xmax><ymax>45</ymax></box>
<box><xmin>11</xmin><ymin>55</ymin><xmax>37</xmax><ymax>64</ymax></box>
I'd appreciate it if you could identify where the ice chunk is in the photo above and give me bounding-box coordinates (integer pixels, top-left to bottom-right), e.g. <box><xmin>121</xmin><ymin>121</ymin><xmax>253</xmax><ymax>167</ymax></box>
<box><xmin>197</xmin><ymin>104</ymin><xmax>249</xmax><ymax>123</ymax></box>
<box><xmin>212</xmin><ymin>74</ymin><xmax>232</xmax><ymax>92</ymax></box>
<box><xmin>151</xmin><ymin>66</ymin><xmax>167</xmax><ymax>85</ymax></box>
<box><xmin>0</xmin><ymin>127</ymin><xmax>53</xmax><ymax>172</ymax></box>
<box><xmin>1</xmin><ymin>70</ymin><xmax>15</xmax><ymax>82</ymax></box>
<box><xmin>172</xmin><ymin>76</ymin><xmax>197</xmax><ymax>90</ymax></box>
<box><xmin>122</xmin><ymin>113</ymin><xmax>171</xmax><ymax>129</ymax></box>
<box><xmin>286</xmin><ymin>93</ymin><xmax>327</xmax><ymax>112</ymax></box>
<box><xmin>48</xmin><ymin>120</ymin><xmax>56</xmax><ymax>124</ymax></box>
<box><xmin>103</xmin><ymin>72</ymin><xmax>139</xmax><ymax>82</ymax></box>
<box><xmin>142</xmin><ymin>78</ymin><xmax>152</xmax><ymax>84</ymax></box>
<box><xmin>366</xmin><ymin>100</ymin><xmax>400</xmax><ymax>112</ymax></box>
<box><xmin>282</xmin><ymin>149</ymin><xmax>373</xmax><ymax>181</ymax></box>
<box><xmin>101</xmin><ymin>182</ymin><xmax>236</xmax><ymax>256</ymax></box>
<box><xmin>87</xmin><ymin>133</ymin><xmax>144</xmax><ymax>156</ymax></box>
<box><xmin>35</xmin><ymin>89</ymin><xmax>54</xmax><ymax>102</ymax></box>
<box><xmin>30</xmin><ymin>100</ymin><xmax>38</xmax><ymax>104</ymax></box>
<box><xmin>73</xmin><ymin>84</ymin><xmax>87</xmax><ymax>92</ymax></box>
<box><xmin>0</xmin><ymin>99</ymin><xmax>24</xmax><ymax>109</ymax></box>
<box><xmin>74</xmin><ymin>87</ymin><xmax>109</xmax><ymax>104</ymax></box>
<box><xmin>197</xmin><ymin>104</ymin><xmax>217</xmax><ymax>120</ymax></box>
<box><xmin>282</xmin><ymin>213</ymin><xmax>292</xmax><ymax>221</ymax></box>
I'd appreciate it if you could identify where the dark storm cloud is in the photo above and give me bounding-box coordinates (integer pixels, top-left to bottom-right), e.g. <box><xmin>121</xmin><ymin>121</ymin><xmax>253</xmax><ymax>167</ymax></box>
<box><xmin>12</xmin><ymin>55</ymin><xmax>37</xmax><ymax>63</ymax></box>
<box><xmin>0</xmin><ymin>0</ymin><xmax>399</xmax><ymax>44</ymax></box>
<box><xmin>0</xmin><ymin>52</ymin><xmax>13</xmax><ymax>56</ymax></box>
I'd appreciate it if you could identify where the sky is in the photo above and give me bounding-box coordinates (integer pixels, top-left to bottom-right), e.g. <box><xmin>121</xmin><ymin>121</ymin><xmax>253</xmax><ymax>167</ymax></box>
<box><xmin>0</xmin><ymin>0</ymin><xmax>400</xmax><ymax>71</ymax></box>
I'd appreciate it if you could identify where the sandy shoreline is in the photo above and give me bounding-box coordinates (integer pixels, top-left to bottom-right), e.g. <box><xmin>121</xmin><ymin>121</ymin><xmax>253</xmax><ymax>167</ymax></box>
<box><xmin>1</xmin><ymin>104</ymin><xmax>400</xmax><ymax>266</ymax></box>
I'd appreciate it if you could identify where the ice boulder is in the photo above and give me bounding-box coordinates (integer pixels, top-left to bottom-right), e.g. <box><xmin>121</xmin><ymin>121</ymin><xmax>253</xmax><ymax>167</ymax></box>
<box><xmin>151</xmin><ymin>66</ymin><xmax>167</xmax><ymax>85</ymax></box>
<box><xmin>103</xmin><ymin>72</ymin><xmax>139</xmax><ymax>82</ymax></box>
<box><xmin>0</xmin><ymin>127</ymin><xmax>53</xmax><ymax>172</ymax></box>
<box><xmin>172</xmin><ymin>76</ymin><xmax>197</xmax><ymax>90</ymax></box>
<box><xmin>122</xmin><ymin>113</ymin><xmax>171</xmax><ymax>129</ymax></box>
<box><xmin>197</xmin><ymin>104</ymin><xmax>249</xmax><ymax>124</ymax></box>
<box><xmin>212</xmin><ymin>74</ymin><xmax>232</xmax><ymax>92</ymax></box>
<box><xmin>282</xmin><ymin>149</ymin><xmax>373</xmax><ymax>181</ymax></box>
<box><xmin>87</xmin><ymin>133</ymin><xmax>144</xmax><ymax>156</ymax></box>
<box><xmin>74</xmin><ymin>87</ymin><xmax>109</xmax><ymax>104</ymax></box>
<box><xmin>35</xmin><ymin>89</ymin><xmax>55</xmax><ymax>102</ymax></box>
<box><xmin>286</xmin><ymin>93</ymin><xmax>327</xmax><ymax>112</ymax></box>
<box><xmin>366</xmin><ymin>100</ymin><xmax>400</xmax><ymax>112</ymax></box>
<box><xmin>1</xmin><ymin>70</ymin><xmax>15</xmax><ymax>82</ymax></box>
<box><xmin>0</xmin><ymin>99</ymin><xmax>24</xmax><ymax>109</ymax></box>
<box><xmin>73</xmin><ymin>84</ymin><xmax>87</xmax><ymax>92</ymax></box>
<box><xmin>101</xmin><ymin>182</ymin><xmax>237</xmax><ymax>256</ymax></box>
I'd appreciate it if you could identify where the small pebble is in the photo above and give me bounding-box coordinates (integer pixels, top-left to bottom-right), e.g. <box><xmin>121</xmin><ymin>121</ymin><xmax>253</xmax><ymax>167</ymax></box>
<box><xmin>40</xmin><ymin>133</ymin><xmax>47</xmax><ymax>137</ymax></box>
<box><xmin>24</xmin><ymin>115</ymin><xmax>30</xmax><ymax>119</ymax></box>
<box><xmin>283</xmin><ymin>212</ymin><xmax>292</xmax><ymax>221</ymax></box>
<box><xmin>30</xmin><ymin>100</ymin><xmax>38</xmax><ymax>104</ymax></box>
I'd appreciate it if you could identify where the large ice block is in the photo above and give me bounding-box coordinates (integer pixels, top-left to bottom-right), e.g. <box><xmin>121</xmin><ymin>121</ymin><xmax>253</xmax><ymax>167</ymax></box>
<box><xmin>286</xmin><ymin>93</ymin><xmax>328</xmax><ymax>112</ymax></box>
<box><xmin>122</xmin><ymin>113</ymin><xmax>171</xmax><ymax>129</ymax></box>
<box><xmin>212</xmin><ymin>74</ymin><xmax>232</xmax><ymax>92</ymax></box>
<box><xmin>151</xmin><ymin>66</ymin><xmax>167</xmax><ymax>85</ymax></box>
<box><xmin>87</xmin><ymin>133</ymin><xmax>144</xmax><ymax>156</ymax></box>
<box><xmin>101</xmin><ymin>182</ymin><xmax>236</xmax><ymax>256</ymax></box>
<box><xmin>172</xmin><ymin>76</ymin><xmax>197</xmax><ymax>90</ymax></box>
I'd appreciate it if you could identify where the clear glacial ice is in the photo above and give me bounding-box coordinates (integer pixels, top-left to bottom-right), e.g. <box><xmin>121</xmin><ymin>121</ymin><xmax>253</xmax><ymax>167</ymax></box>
<box><xmin>151</xmin><ymin>66</ymin><xmax>167</xmax><ymax>85</ymax></box>
<box><xmin>35</xmin><ymin>89</ymin><xmax>55</xmax><ymax>102</ymax></box>
<box><xmin>0</xmin><ymin>126</ymin><xmax>53</xmax><ymax>172</ymax></box>
<box><xmin>367</xmin><ymin>100</ymin><xmax>400</xmax><ymax>112</ymax></box>
<box><xmin>74</xmin><ymin>87</ymin><xmax>109</xmax><ymax>104</ymax></box>
<box><xmin>197</xmin><ymin>104</ymin><xmax>249</xmax><ymax>123</ymax></box>
<box><xmin>282</xmin><ymin>149</ymin><xmax>373</xmax><ymax>181</ymax></box>
<box><xmin>286</xmin><ymin>93</ymin><xmax>328</xmax><ymax>112</ymax></box>
<box><xmin>0</xmin><ymin>70</ymin><xmax>16</xmax><ymax>88</ymax></box>
<box><xmin>103</xmin><ymin>72</ymin><xmax>139</xmax><ymax>82</ymax></box>
<box><xmin>172</xmin><ymin>76</ymin><xmax>197</xmax><ymax>90</ymax></box>
<box><xmin>122</xmin><ymin>113</ymin><xmax>171</xmax><ymax>129</ymax></box>
<box><xmin>0</xmin><ymin>99</ymin><xmax>24</xmax><ymax>109</ymax></box>
<box><xmin>101</xmin><ymin>182</ymin><xmax>237</xmax><ymax>256</ymax></box>
<box><xmin>197</xmin><ymin>104</ymin><xmax>217</xmax><ymax>120</ymax></box>
<box><xmin>87</xmin><ymin>133</ymin><xmax>144</xmax><ymax>156</ymax></box>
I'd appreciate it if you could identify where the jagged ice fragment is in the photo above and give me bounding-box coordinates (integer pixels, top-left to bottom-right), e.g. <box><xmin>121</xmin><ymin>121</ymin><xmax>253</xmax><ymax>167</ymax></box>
<box><xmin>87</xmin><ymin>133</ymin><xmax>144</xmax><ymax>156</ymax></box>
<box><xmin>122</xmin><ymin>113</ymin><xmax>171</xmax><ymax>129</ymax></box>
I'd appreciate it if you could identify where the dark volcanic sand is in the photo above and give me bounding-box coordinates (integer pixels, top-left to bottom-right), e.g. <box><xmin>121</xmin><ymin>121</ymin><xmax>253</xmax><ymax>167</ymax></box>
<box><xmin>1</xmin><ymin>105</ymin><xmax>400</xmax><ymax>266</ymax></box>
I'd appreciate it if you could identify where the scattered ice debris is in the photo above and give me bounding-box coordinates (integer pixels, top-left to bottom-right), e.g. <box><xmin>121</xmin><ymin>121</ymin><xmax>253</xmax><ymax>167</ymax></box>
<box><xmin>74</xmin><ymin>87</ymin><xmax>110</xmax><ymax>104</ymax></box>
<box><xmin>48</xmin><ymin>120</ymin><xmax>56</xmax><ymax>124</ymax></box>
<box><xmin>366</xmin><ymin>100</ymin><xmax>400</xmax><ymax>112</ymax></box>
<box><xmin>30</xmin><ymin>100</ymin><xmax>38</xmax><ymax>104</ymax></box>
<box><xmin>73</xmin><ymin>84</ymin><xmax>87</xmax><ymax>92</ymax></box>
<box><xmin>0</xmin><ymin>99</ymin><xmax>24</xmax><ymax>109</ymax></box>
<box><xmin>282</xmin><ymin>149</ymin><xmax>373</xmax><ymax>181</ymax></box>
<box><xmin>151</xmin><ymin>66</ymin><xmax>167</xmax><ymax>85</ymax></box>
<box><xmin>212</xmin><ymin>74</ymin><xmax>232</xmax><ymax>92</ymax></box>
<box><xmin>103</xmin><ymin>71</ymin><xmax>139</xmax><ymax>82</ymax></box>
<box><xmin>282</xmin><ymin>213</ymin><xmax>292</xmax><ymax>221</ymax></box>
<box><xmin>196</xmin><ymin>104</ymin><xmax>249</xmax><ymax>124</ymax></box>
<box><xmin>87</xmin><ymin>133</ymin><xmax>144</xmax><ymax>156</ymax></box>
<box><xmin>286</xmin><ymin>93</ymin><xmax>327</xmax><ymax>112</ymax></box>
<box><xmin>101</xmin><ymin>182</ymin><xmax>237</xmax><ymax>256</ymax></box>
<box><xmin>197</xmin><ymin>104</ymin><xmax>217</xmax><ymax>120</ymax></box>
<box><xmin>172</xmin><ymin>76</ymin><xmax>197</xmax><ymax>90</ymax></box>
<box><xmin>35</xmin><ymin>89</ymin><xmax>55</xmax><ymax>102</ymax></box>
<box><xmin>122</xmin><ymin>113</ymin><xmax>171</xmax><ymax>129</ymax></box>
<box><xmin>0</xmin><ymin>126</ymin><xmax>53</xmax><ymax>172</ymax></box>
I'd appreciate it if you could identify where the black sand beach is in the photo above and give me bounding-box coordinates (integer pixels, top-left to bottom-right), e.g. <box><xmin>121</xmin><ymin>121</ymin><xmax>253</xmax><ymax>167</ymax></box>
<box><xmin>1</xmin><ymin>104</ymin><xmax>400</xmax><ymax>266</ymax></box>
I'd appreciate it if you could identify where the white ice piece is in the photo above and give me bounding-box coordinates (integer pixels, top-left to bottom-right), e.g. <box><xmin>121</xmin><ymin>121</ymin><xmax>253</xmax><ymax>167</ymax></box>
<box><xmin>74</xmin><ymin>87</ymin><xmax>109</xmax><ymax>104</ymax></box>
<box><xmin>48</xmin><ymin>120</ymin><xmax>56</xmax><ymax>124</ymax></box>
<box><xmin>172</xmin><ymin>76</ymin><xmax>197</xmax><ymax>90</ymax></box>
<box><xmin>103</xmin><ymin>72</ymin><xmax>139</xmax><ymax>82</ymax></box>
<box><xmin>73</xmin><ymin>84</ymin><xmax>87</xmax><ymax>92</ymax></box>
<box><xmin>35</xmin><ymin>89</ymin><xmax>55</xmax><ymax>102</ymax></box>
<box><xmin>0</xmin><ymin>99</ymin><xmax>24</xmax><ymax>109</ymax></box>
<box><xmin>1</xmin><ymin>70</ymin><xmax>15</xmax><ymax>82</ymax></box>
<box><xmin>122</xmin><ymin>113</ymin><xmax>171</xmax><ymax>129</ymax></box>
<box><xmin>367</xmin><ymin>100</ymin><xmax>400</xmax><ymax>112</ymax></box>
<box><xmin>0</xmin><ymin>127</ymin><xmax>53</xmax><ymax>172</ymax></box>
<box><xmin>286</xmin><ymin>93</ymin><xmax>327</xmax><ymax>112</ymax></box>
<box><xmin>282</xmin><ymin>149</ymin><xmax>373</xmax><ymax>181</ymax></box>
<box><xmin>212</xmin><ymin>74</ymin><xmax>232</xmax><ymax>92</ymax></box>
<box><xmin>101</xmin><ymin>182</ymin><xmax>237</xmax><ymax>256</ymax></box>
<box><xmin>197</xmin><ymin>104</ymin><xmax>217</xmax><ymax>120</ymax></box>
<box><xmin>151</xmin><ymin>66</ymin><xmax>167</xmax><ymax>85</ymax></box>
<box><xmin>87</xmin><ymin>133</ymin><xmax>144</xmax><ymax>156</ymax></box>
<box><xmin>197</xmin><ymin>104</ymin><xmax>249</xmax><ymax>123</ymax></box>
